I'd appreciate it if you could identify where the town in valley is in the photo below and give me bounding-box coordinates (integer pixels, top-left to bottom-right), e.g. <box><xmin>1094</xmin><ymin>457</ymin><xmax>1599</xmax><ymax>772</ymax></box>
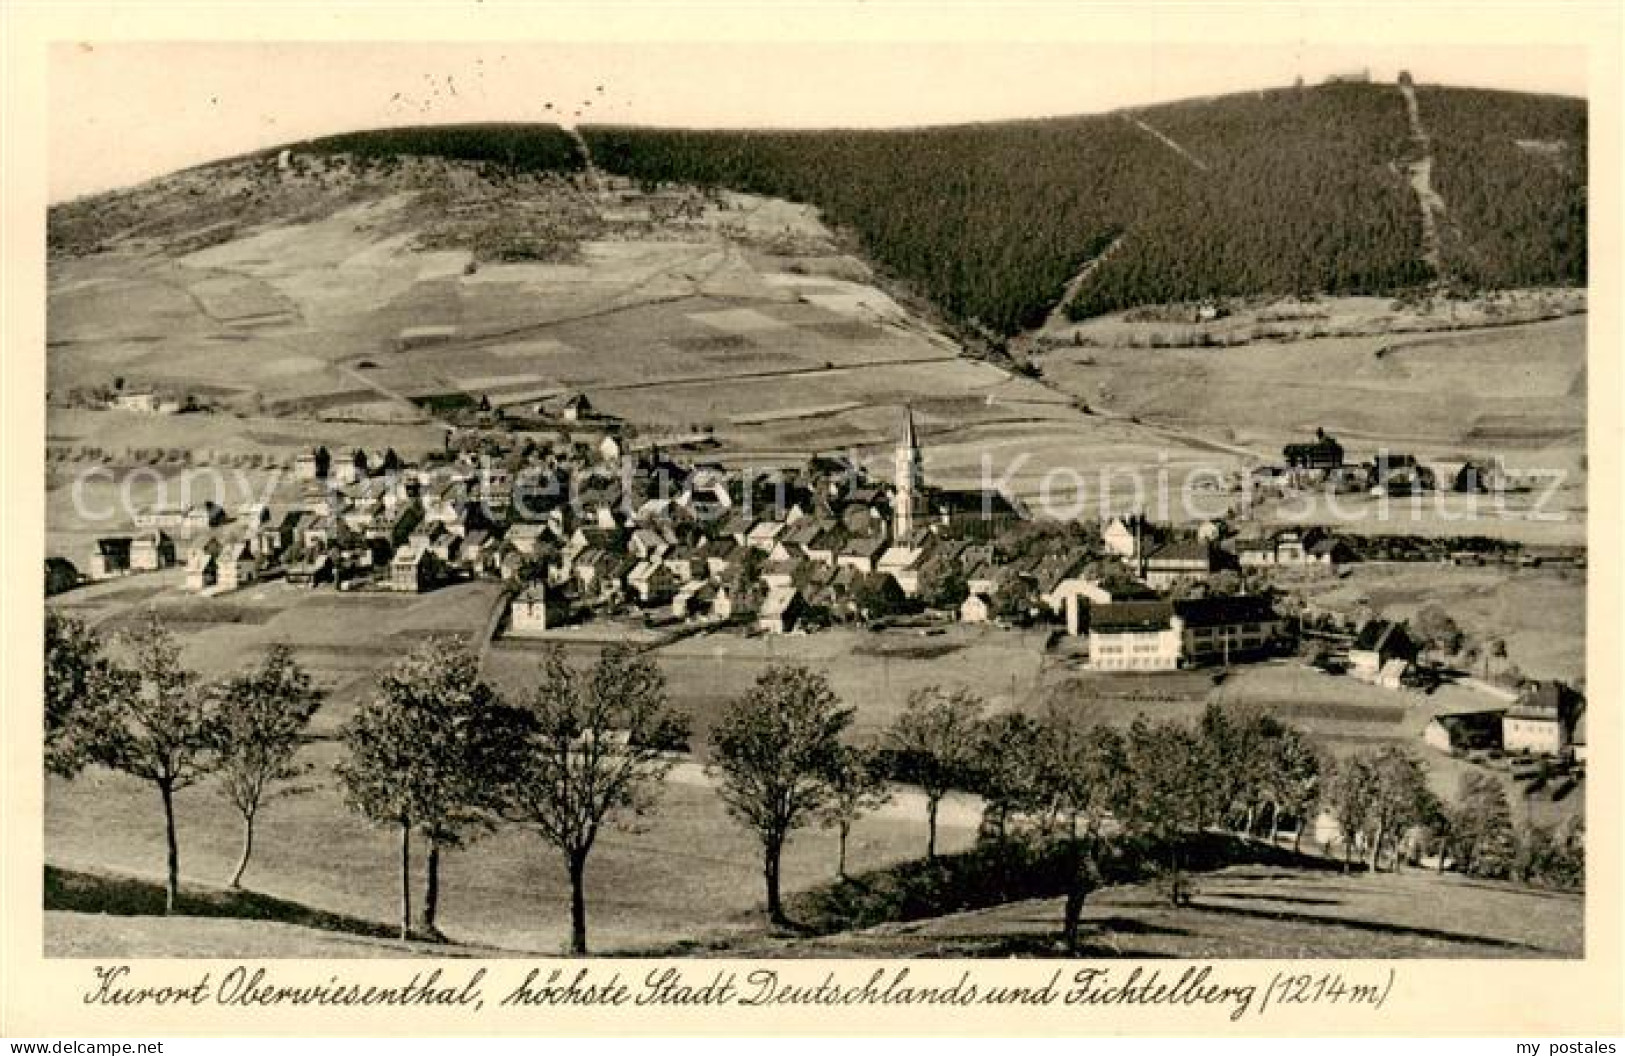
<box><xmin>42</xmin><ymin>64</ymin><xmax>1589</xmax><ymax>960</ymax></box>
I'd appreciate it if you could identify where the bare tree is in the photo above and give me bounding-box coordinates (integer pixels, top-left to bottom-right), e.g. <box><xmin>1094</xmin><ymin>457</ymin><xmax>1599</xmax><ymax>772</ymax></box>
<box><xmin>711</xmin><ymin>665</ymin><xmax>851</xmax><ymax>927</ymax></box>
<box><xmin>505</xmin><ymin>643</ymin><xmax>685</xmax><ymax>954</ymax></box>
<box><xmin>213</xmin><ymin>644</ymin><xmax>322</xmax><ymax>888</ymax></box>
<box><xmin>886</xmin><ymin>685</ymin><xmax>985</xmax><ymax>858</ymax></box>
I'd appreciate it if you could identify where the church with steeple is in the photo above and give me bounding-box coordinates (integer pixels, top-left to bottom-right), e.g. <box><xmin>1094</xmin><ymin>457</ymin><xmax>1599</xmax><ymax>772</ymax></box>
<box><xmin>893</xmin><ymin>403</ymin><xmax>922</xmax><ymax>539</ymax></box>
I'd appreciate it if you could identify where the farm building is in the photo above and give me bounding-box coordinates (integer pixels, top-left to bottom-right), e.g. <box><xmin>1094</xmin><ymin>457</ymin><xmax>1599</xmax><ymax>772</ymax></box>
<box><xmin>397</xmin><ymin>325</ymin><xmax>458</xmax><ymax>351</ymax></box>
<box><xmin>1283</xmin><ymin>429</ymin><xmax>1344</xmax><ymax>470</ymax></box>
<box><xmin>1453</xmin><ymin>459</ymin><xmax>1508</xmax><ymax>494</ymax></box>
<box><xmin>1236</xmin><ymin>527</ymin><xmax>1349</xmax><ymax>570</ymax></box>
<box><xmin>184</xmin><ymin>548</ymin><xmax>218</xmax><ymax>592</ymax></box>
<box><xmin>927</xmin><ymin>488</ymin><xmax>1023</xmax><ymax>535</ymax></box>
<box><xmin>1423</xmin><ymin>710</ymin><xmax>1505</xmax><ymax>755</ymax></box>
<box><xmin>876</xmin><ymin>534</ymin><xmax>932</xmax><ymax>596</ymax></box>
<box><xmin>1502</xmin><ymin>681</ymin><xmax>1585</xmax><ymax>757</ymax></box>
<box><xmin>130</xmin><ymin>531</ymin><xmax>177</xmax><ymax>572</ymax></box>
<box><xmin>561</xmin><ymin>393</ymin><xmax>593</xmax><ymax>422</ymax></box>
<box><xmin>87</xmin><ymin>537</ymin><xmax>133</xmax><ymax>580</ymax></box>
<box><xmin>1046</xmin><ymin>577</ymin><xmax>1115</xmax><ymax>635</ymax></box>
<box><xmin>960</xmin><ymin>593</ymin><xmax>993</xmax><ymax>624</ymax></box>
<box><xmin>1086</xmin><ymin>595</ymin><xmax>1280</xmax><ymax>672</ymax></box>
<box><xmin>294</xmin><ymin>450</ymin><xmax>328</xmax><ymax>481</ymax></box>
<box><xmin>217</xmin><ymin>541</ymin><xmax>259</xmax><ymax>592</ymax></box>
<box><xmin>286</xmin><ymin>554</ymin><xmax>334</xmax><ymax>587</ymax></box>
<box><xmin>110</xmin><ymin>391</ymin><xmax>166</xmax><ymax>414</ymax></box>
<box><xmin>508</xmin><ymin>584</ymin><xmax>559</xmax><ymax>636</ymax></box>
<box><xmin>711</xmin><ymin>582</ymin><xmax>755</xmax><ymax>621</ymax></box>
<box><xmin>1348</xmin><ymin>620</ymin><xmax>1418</xmax><ymax>688</ymax></box>
<box><xmin>182</xmin><ymin>502</ymin><xmax>227</xmax><ymax>533</ymax></box>
<box><xmin>670</xmin><ymin>581</ymin><xmax>714</xmax><ymax>620</ymax></box>
<box><xmin>133</xmin><ymin>505</ymin><xmax>188</xmax><ymax>530</ymax></box>
<box><xmin>391</xmin><ymin>545</ymin><xmax>435</xmax><ymax>593</ymax></box>
<box><xmin>1139</xmin><ymin>538</ymin><xmax>1217</xmax><ymax>589</ymax></box>
<box><xmin>837</xmin><ymin>533</ymin><xmax>888</xmax><ymax>575</ymax></box>
<box><xmin>758</xmin><ymin>585</ymin><xmax>807</xmax><ymax>634</ymax></box>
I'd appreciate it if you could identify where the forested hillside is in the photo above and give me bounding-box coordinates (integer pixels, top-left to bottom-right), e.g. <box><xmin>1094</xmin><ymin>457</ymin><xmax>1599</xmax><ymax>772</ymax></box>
<box><xmin>293</xmin><ymin>123</ymin><xmax>584</xmax><ymax>174</ymax></box>
<box><xmin>584</xmin><ymin>82</ymin><xmax>1584</xmax><ymax>333</ymax></box>
<box><xmin>1416</xmin><ymin>87</ymin><xmax>1587</xmax><ymax>289</ymax></box>
<box><xmin>54</xmin><ymin>85</ymin><xmax>1585</xmax><ymax>335</ymax></box>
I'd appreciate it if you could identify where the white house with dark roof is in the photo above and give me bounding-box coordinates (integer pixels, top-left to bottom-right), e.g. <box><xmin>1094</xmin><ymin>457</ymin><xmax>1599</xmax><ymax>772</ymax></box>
<box><xmin>1087</xmin><ymin>596</ymin><xmax>1280</xmax><ymax>672</ymax></box>
<box><xmin>1503</xmin><ymin>681</ymin><xmax>1585</xmax><ymax>757</ymax></box>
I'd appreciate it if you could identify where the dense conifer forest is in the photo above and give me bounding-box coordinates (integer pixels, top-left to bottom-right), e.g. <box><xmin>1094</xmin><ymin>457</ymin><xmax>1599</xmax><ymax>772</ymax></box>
<box><xmin>294</xmin><ymin>123</ymin><xmax>585</xmax><ymax>174</ymax></box>
<box><xmin>1415</xmin><ymin>87</ymin><xmax>1587</xmax><ymax>290</ymax></box>
<box><xmin>583</xmin><ymin>83</ymin><xmax>1584</xmax><ymax>332</ymax></box>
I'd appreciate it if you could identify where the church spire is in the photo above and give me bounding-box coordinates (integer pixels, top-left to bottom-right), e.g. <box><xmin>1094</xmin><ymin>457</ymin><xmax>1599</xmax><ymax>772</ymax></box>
<box><xmin>894</xmin><ymin>403</ymin><xmax>922</xmax><ymax>539</ymax></box>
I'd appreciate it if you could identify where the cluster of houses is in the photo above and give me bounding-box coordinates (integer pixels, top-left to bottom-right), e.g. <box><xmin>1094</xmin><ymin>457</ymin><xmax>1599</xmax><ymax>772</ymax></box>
<box><xmin>73</xmin><ymin>408</ymin><xmax>1396</xmax><ymax>675</ymax></box>
<box><xmin>1249</xmin><ymin>427</ymin><xmax>1476</xmax><ymax>496</ymax></box>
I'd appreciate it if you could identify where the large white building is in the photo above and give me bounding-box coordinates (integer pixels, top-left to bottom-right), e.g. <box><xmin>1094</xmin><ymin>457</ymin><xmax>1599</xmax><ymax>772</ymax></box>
<box><xmin>1087</xmin><ymin>596</ymin><xmax>1281</xmax><ymax>672</ymax></box>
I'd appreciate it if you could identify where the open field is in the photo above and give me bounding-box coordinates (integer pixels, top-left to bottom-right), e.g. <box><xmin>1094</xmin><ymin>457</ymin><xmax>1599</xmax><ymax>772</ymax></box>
<box><xmin>1033</xmin><ymin>313</ymin><xmax>1585</xmax><ymax>464</ymax></box>
<box><xmin>1296</xmin><ymin>562</ymin><xmax>1586</xmax><ymax>684</ymax></box>
<box><xmin>45</xmin><ymin>739</ymin><xmax>978</xmax><ymax>956</ymax></box>
<box><xmin>48</xmin><ymin>577</ymin><xmax>505</xmax><ymax>738</ymax></box>
<box><xmin>487</xmin><ymin>624</ymin><xmax>1052</xmax><ymax>755</ymax></box>
<box><xmin>755</xmin><ymin>863</ymin><xmax>1583</xmax><ymax>959</ymax></box>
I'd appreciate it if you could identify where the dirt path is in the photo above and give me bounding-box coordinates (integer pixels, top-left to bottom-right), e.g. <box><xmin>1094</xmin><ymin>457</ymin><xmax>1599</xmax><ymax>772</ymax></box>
<box><xmin>1037</xmin><ymin>234</ymin><xmax>1124</xmax><ymax>333</ymax></box>
<box><xmin>1398</xmin><ymin>80</ymin><xmax>1448</xmax><ymax>283</ymax></box>
<box><xmin>563</xmin><ymin>124</ymin><xmax>607</xmax><ymax>199</ymax></box>
<box><xmin>1124</xmin><ymin>114</ymin><xmax>1210</xmax><ymax>173</ymax></box>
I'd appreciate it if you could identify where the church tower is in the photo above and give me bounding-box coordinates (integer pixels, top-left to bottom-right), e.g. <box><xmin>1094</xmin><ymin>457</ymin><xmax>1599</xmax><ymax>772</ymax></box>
<box><xmin>894</xmin><ymin>404</ymin><xmax>922</xmax><ymax>539</ymax></box>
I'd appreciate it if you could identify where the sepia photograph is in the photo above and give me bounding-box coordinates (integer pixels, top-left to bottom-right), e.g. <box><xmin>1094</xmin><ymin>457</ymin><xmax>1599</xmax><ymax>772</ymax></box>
<box><xmin>28</xmin><ymin>27</ymin><xmax>1600</xmax><ymax>981</ymax></box>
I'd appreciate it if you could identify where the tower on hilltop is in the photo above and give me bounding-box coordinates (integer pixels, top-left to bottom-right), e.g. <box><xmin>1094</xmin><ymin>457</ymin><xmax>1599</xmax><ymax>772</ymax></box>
<box><xmin>894</xmin><ymin>404</ymin><xmax>922</xmax><ymax>539</ymax></box>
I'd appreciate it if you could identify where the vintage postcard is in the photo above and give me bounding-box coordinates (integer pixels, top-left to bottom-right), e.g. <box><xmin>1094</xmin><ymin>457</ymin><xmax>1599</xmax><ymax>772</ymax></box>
<box><xmin>2</xmin><ymin>1</ymin><xmax>1620</xmax><ymax>1039</ymax></box>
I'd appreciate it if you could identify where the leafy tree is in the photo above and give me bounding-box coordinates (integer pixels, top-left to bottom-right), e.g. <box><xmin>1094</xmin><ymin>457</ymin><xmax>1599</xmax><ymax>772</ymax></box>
<box><xmin>991</xmin><ymin>577</ymin><xmax>1036</xmax><ymax>622</ymax></box>
<box><xmin>711</xmin><ymin>665</ymin><xmax>852</xmax><ymax>926</ymax></box>
<box><xmin>1118</xmin><ymin>717</ymin><xmax>1210</xmax><ymax>901</ymax></box>
<box><xmin>88</xmin><ymin>615</ymin><xmax>220</xmax><ymax>913</ymax></box>
<box><xmin>1262</xmin><ymin>727</ymin><xmax>1324</xmax><ymax>850</ymax></box>
<box><xmin>336</xmin><ymin>636</ymin><xmax>523</xmax><ymax>941</ymax></box>
<box><xmin>505</xmin><ymin>643</ymin><xmax>685</xmax><ymax>954</ymax></box>
<box><xmin>1413</xmin><ymin>604</ymin><xmax>1465</xmax><ymax>658</ymax></box>
<box><xmin>45</xmin><ymin>558</ymin><xmax>80</xmax><ymax>597</ymax></box>
<box><xmin>971</xmin><ymin>712</ymin><xmax>1046</xmax><ymax>844</ymax></box>
<box><xmin>1452</xmin><ymin>771</ymin><xmax>1517</xmax><ymax>878</ymax></box>
<box><xmin>852</xmin><ymin>572</ymin><xmax>908</xmax><ymax>620</ymax></box>
<box><xmin>1361</xmin><ymin>746</ymin><xmax>1437</xmax><ymax>871</ymax></box>
<box><xmin>919</xmin><ymin>562</ymin><xmax>969</xmax><ymax>611</ymax></box>
<box><xmin>818</xmin><ymin>744</ymin><xmax>892</xmax><ymax>880</ymax></box>
<box><xmin>1034</xmin><ymin>710</ymin><xmax>1127</xmax><ymax>950</ymax></box>
<box><xmin>1325</xmin><ymin>754</ymin><xmax>1377</xmax><ymax>870</ymax></box>
<box><xmin>44</xmin><ymin>611</ymin><xmax>127</xmax><ymax>779</ymax></box>
<box><xmin>213</xmin><ymin>644</ymin><xmax>322</xmax><ymax>888</ymax></box>
<box><xmin>886</xmin><ymin>685</ymin><xmax>987</xmax><ymax>858</ymax></box>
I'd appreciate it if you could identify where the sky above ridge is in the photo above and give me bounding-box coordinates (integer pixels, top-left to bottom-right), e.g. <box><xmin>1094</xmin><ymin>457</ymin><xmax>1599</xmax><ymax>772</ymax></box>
<box><xmin>49</xmin><ymin>40</ymin><xmax>1588</xmax><ymax>202</ymax></box>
